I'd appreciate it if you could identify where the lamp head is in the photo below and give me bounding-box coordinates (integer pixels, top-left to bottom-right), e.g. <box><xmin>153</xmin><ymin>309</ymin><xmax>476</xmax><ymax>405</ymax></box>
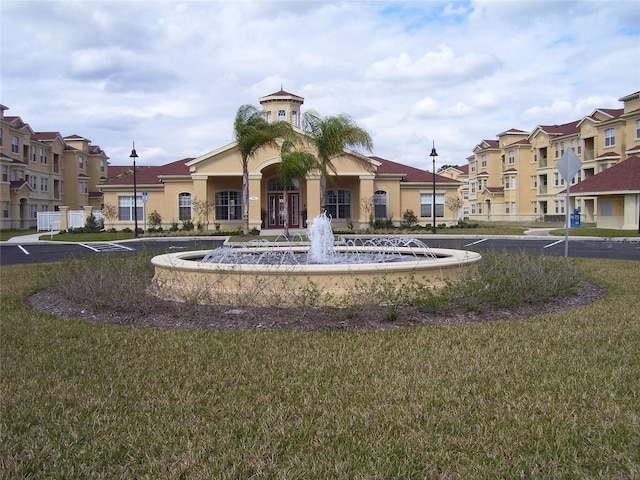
<box><xmin>130</xmin><ymin>141</ymin><xmax>138</xmax><ymax>159</ymax></box>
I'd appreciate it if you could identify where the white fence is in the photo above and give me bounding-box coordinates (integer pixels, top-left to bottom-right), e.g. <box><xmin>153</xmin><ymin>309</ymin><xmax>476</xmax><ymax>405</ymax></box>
<box><xmin>37</xmin><ymin>210</ymin><xmax>104</xmax><ymax>231</ymax></box>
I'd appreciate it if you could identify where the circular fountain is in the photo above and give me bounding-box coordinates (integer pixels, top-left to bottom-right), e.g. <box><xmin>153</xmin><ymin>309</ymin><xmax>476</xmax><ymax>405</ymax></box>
<box><xmin>150</xmin><ymin>213</ymin><xmax>481</xmax><ymax>307</ymax></box>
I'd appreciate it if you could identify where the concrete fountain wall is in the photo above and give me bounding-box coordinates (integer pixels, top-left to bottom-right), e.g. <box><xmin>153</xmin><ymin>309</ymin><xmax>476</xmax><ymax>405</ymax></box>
<box><xmin>150</xmin><ymin>245</ymin><xmax>482</xmax><ymax>307</ymax></box>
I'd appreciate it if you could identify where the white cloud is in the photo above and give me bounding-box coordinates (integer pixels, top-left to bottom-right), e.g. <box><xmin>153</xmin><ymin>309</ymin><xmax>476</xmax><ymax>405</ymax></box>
<box><xmin>0</xmin><ymin>0</ymin><xmax>638</xmax><ymax>170</ymax></box>
<box><xmin>365</xmin><ymin>45</ymin><xmax>501</xmax><ymax>87</ymax></box>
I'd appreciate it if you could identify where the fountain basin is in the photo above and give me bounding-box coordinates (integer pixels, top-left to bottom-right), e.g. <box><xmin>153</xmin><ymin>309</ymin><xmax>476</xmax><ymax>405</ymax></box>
<box><xmin>150</xmin><ymin>245</ymin><xmax>481</xmax><ymax>307</ymax></box>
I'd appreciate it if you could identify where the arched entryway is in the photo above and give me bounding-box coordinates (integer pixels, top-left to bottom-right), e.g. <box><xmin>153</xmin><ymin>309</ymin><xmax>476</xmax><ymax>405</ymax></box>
<box><xmin>265</xmin><ymin>176</ymin><xmax>301</xmax><ymax>229</ymax></box>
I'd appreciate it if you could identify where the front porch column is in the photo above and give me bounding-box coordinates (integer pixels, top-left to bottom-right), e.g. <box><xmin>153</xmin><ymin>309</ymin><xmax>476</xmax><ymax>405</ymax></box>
<box><xmin>59</xmin><ymin>205</ymin><xmax>69</xmax><ymax>231</ymax></box>
<box><xmin>305</xmin><ymin>175</ymin><xmax>321</xmax><ymax>219</ymax></box>
<box><xmin>248</xmin><ymin>173</ymin><xmax>262</xmax><ymax>230</ymax></box>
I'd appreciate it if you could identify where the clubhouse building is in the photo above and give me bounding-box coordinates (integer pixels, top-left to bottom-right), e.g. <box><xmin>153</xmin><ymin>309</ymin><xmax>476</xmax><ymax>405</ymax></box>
<box><xmin>100</xmin><ymin>90</ymin><xmax>463</xmax><ymax>232</ymax></box>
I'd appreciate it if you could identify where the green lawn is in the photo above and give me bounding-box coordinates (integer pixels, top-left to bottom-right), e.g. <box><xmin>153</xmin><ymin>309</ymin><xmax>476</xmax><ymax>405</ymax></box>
<box><xmin>1</xmin><ymin>258</ymin><xmax>638</xmax><ymax>478</ymax></box>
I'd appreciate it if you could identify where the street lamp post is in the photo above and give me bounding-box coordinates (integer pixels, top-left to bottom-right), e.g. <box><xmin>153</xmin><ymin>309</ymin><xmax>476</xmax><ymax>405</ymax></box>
<box><xmin>430</xmin><ymin>141</ymin><xmax>438</xmax><ymax>234</ymax></box>
<box><xmin>130</xmin><ymin>142</ymin><xmax>139</xmax><ymax>238</ymax></box>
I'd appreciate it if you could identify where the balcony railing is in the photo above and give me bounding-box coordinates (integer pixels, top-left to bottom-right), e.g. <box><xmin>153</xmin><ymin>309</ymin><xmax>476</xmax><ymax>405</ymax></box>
<box><xmin>583</xmin><ymin>149</ymin><xmax>595</xmax><ymax>161</ymax></box>
<box><xmin>539</xmin><ymin>157</ymin><xmax>548</xmax><ymax>168</ymax></box>
<box><xmin>539</xmin><ymin>185</ymin><xmax>548</xmax><ymax>194</ymax></box>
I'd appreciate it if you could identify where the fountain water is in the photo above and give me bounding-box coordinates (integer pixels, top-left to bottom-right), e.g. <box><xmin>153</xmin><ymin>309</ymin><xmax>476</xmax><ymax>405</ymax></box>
<box><xmin>307</xmin><ymin>211</ymin><xmax>335</xmax><ymax>263</ymax></box>
<box><xmin>150</xmin><ymin>212</ymin><xmax>481</xmax><ymax>307</ymax></box>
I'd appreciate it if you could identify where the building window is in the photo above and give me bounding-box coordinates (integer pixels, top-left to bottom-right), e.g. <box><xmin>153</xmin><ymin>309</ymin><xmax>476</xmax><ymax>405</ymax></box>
<box><xmin>30</xmin><ymin>175</ymin><xmax>37</xmax><ymax>190</ymax></box>
<box><xmin>470</xmin><ymin>182</ymin><xmax>476</xmax><ymax>194</ymax></box>
<box><xmin>471</xmin><ymin>204</ymin><xmax>476</xmax><ymax>214</ymax></box>
<box><xmin>463</xmin><ymin>191</ymin><xmax>469</xmax><ymax>200</ymax></box>
<box><xmin>600</xmin><ymin>199</ymin><xmax>613</xmax><ymax>216</ymax></box>
<box><xmin>532</xmin><ymin>176</ymin><xmax>537</xmax><ymax>188</ymax></box>
<box><xmin>78</xmin><ymin>156</ymin><xmax>84</xmax><ymax>169</ymax></box>
<box><xmin>532</xmin><ymin>202</ymin><xmax>538</xmax><ymax>214</ymax></box>
<box><xmin>11</xmin><ymin>136</ymin><xmax>19</xmax><ymax>154</ymax></box>
<box><xmin>178</xmin><ymin>192</ymin><xmax>192</xmax><ymax>221</ymax></box>
<box><xmin>40</xmin><ymin>177</ymin><xmax>48</xmax><ymax>192</ymax></box>
<box><xmin>604</xmin><ymin>128</ymin><xmax>615</xmax><ymax>147</ymax></box>
<box><xmin>100</xmin><ymin>160</ymin><xmax>105</xmax><ymax>173</ymax></box>
<box><xmin>266</xmin><ymin>111</ymin><xmax>272</xmax><ymax>123</ymax></box>
<box><xmin>554</xmin><ymin>172</ymin><xmax>565</xmax><ymax>186</ymax></box>
<box><xmin>481</xmin><ymin>155</ymin><xmax>487</xmax><ymax>168</ymax></box>
<box><xmin>508</xmin><ymin>150</ymin><xmax>515</xmax><ymax>164</ymax></box>
<box><xmin>278</xmin><ymin>109</ymin><xmax>286</xmax><ymax>122</ymax></box>
<box><xmin>420</xmin><ymin>193</ymin><xmax>444</xmax><ymax>218</ymax></box>
<box><xmin>636</xmin><ymin>120</ymin><xmax>640</xmax><ymax>139</ymax></box>
<box><xmin>2</xmin><ymin>165</ymin><xmax>7</xmax><ymax>182</ymax></box>
<box><xmin>325</xmin><ymin>189</ymin><xmax>351</xmax><ymax>219</ymax></box>
<box><xmin>40</xmin><ymin>148</ymin><xmax>47</xmax><ymax>163</ymax></box>
<box><xmin>374</xmin><ymin>190</ymin><xmax>387</xmax><ymax>218</ymax></box>
<box><xmin>118</xmin><ymin>196</ymin><xmax>143</xmax><ymax>221</ymax></box>
<box><xmin>470</xmin><ymin>161</ymin><xmax>476</xmax><ymax>173</ymax></box>
<box><xmin>554</xmin><ymin>200</ymin><xmax>565</xmax><ymax>214</ymax></box>
<box><xmin>215</xmin><ymin>191</ymin><xmax>242</xmax><ymax>220</ymax></box>
<box><xmin>292</xmin><ymin>110</ymin><xmax>298</xmax><ymax>127</ymax></box>
<box><xmin>504</xmin><ymin>177</ymin><xmax>510</xmax><ymax>189</ymax></box>
<box><xmin>560</xmin><ymin>141</ymin><xmax>565</xmax><ymax>157</ymax></box>
<box><xmin>2</xmin><ymin>201</ymin><xmax>9</xmax><ymax>218</ymax></box>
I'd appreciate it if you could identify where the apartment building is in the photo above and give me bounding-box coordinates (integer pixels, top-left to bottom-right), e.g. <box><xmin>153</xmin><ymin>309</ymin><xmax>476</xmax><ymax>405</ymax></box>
<box><xmin>466</xmin><ymin>91</ymin><xmax>640</xmax><ymax>228</ymax></box>
<box><xmin>0</xmin><ymin>105</ymin><xmax>109</xmax><ymax>230</ymax></box>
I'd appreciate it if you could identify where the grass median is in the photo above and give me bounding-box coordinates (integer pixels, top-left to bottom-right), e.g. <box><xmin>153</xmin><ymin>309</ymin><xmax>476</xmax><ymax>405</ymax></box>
<box><xmin>1</xmin><ymin>258</ymin><xmax>639</xmax><ymax>478</ymax></box>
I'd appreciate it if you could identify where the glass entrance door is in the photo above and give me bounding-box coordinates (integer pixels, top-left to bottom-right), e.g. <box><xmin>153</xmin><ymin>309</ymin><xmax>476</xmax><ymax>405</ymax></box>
<box><xmin>268</xmin><ymin>193</ymin><xmax>299</xmax><ymax>228</ymax></box>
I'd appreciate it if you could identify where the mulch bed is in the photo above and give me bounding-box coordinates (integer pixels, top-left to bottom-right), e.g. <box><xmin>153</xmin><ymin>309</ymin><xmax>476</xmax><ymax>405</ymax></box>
<box><xmin>26</xmin><ymin>281</ymin><xmax>607</xmax><ymax>332</ymax></box>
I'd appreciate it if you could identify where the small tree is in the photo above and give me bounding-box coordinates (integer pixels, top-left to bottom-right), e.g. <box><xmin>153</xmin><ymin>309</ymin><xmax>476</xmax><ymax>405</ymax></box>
<box><xmin>102</xmin><ymin>203</ymin><xmax>118</xmax><ymax>231</ymax></box>
<box><xmin>400</xmin><ymin>209</ymin><xmax>418</xmax><ymax>229</ymax></box>
<box><xmin>445</xmin><ymin>196</ymin><xmax>464</xmax><ymax>222</ymax></box>
<box><xmin>84</xmin><ymin>214</ymin><xmax>102</xmax><ymax>233</ymax></box>
<box><xmin>361</xmin><ymin>196</ymin><xmax>375</xmax><ymax>229</ymax></box>
<box><xmin>191</xmin><ymin>197</ymin><xmax>215</xmax><ymax>230</ymax></box>
<box><xmin>148</xmin><ymin>210</ymin><xmax>162</xmax><ymax>230</ymax></box>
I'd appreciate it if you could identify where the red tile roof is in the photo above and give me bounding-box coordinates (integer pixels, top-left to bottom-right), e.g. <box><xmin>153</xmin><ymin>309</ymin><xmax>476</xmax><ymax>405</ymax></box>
<box><xmin>537</xmin><ymin>120</ymin><xmax>581</xmax><ymax>137</ymax></box>
<box><xmin>569</xmin><ymin>156</ymin><xmax>640</xmax><ymax>194</ymax></box>
<box><xmin>102</xmin><ymin>158</ymin><xmax>193</xmax><ymax>185</ymax></box>
<box><xmin>370</xmin><ymin>156</ymin><xmax>460</xmax><ymax>183</ymax></box>
<box><xmin>32</xmin><ymin>132</ymin><xmax>63</xmax><ymax>141</ymax></box>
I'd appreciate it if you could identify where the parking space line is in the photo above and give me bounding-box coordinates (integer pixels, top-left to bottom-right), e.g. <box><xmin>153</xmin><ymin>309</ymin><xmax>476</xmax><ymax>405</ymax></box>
<box><xmin>464</xmin><ymin>238</ymin><xmax>488</xmax><ymax>246</ymax></box>
<box><xmin>544</xmin><ymin>239</ymin><xmax>564</xmax><ymax>249</ymax></box>
<box><xmin>108</xmin><ymin>242</ymin><xmax>134</xmax><ymax>251</ymax></box>
<box><xmin>18</xmin><ymin>245</ymin><xmax>30</xmax><ymax>255</ymax></box>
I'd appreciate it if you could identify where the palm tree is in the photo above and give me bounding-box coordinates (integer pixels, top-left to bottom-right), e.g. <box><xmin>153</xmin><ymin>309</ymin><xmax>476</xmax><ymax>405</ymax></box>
<box><xmin>302</xmin><ymin>111</ymin><xmax>373</xmax><ymax>213</ymax></box>
<box><xmin>278</xmin><ymin>139</ymin><xmax>318</xmax><ymax>237</ymax></box>
<box><xmin>234</xmin><ymin>104</ymin><xmax>293</xmax><ymax>235</ymax></box>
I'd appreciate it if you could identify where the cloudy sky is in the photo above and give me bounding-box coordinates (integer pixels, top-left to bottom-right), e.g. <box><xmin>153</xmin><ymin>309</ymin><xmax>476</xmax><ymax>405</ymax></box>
<box><xmin>1</xmin><ymin>1</ymin><xmax>639</xmax><ymax>170</ymax></box>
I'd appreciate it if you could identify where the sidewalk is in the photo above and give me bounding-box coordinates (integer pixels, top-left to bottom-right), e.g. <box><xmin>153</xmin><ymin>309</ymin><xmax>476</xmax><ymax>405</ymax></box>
<box><xmin>3</xmin><ymin>232</ymin><xmax>60</xmax><ymax>244</ymax></box>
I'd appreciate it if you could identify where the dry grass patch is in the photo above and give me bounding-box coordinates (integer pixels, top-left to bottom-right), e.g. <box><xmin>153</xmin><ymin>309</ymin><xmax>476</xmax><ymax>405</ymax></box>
<box><xmin>1</xmin><ymin>258</ymin><xmax>638</xmax><ymax>478</ymax></box>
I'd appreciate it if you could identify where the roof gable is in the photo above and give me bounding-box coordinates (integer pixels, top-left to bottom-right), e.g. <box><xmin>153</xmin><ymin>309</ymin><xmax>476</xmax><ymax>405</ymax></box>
<box><xmin>569</xmin><ymin>156</ymin><xmax>640</xmax><ymax>194</ymax></box>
